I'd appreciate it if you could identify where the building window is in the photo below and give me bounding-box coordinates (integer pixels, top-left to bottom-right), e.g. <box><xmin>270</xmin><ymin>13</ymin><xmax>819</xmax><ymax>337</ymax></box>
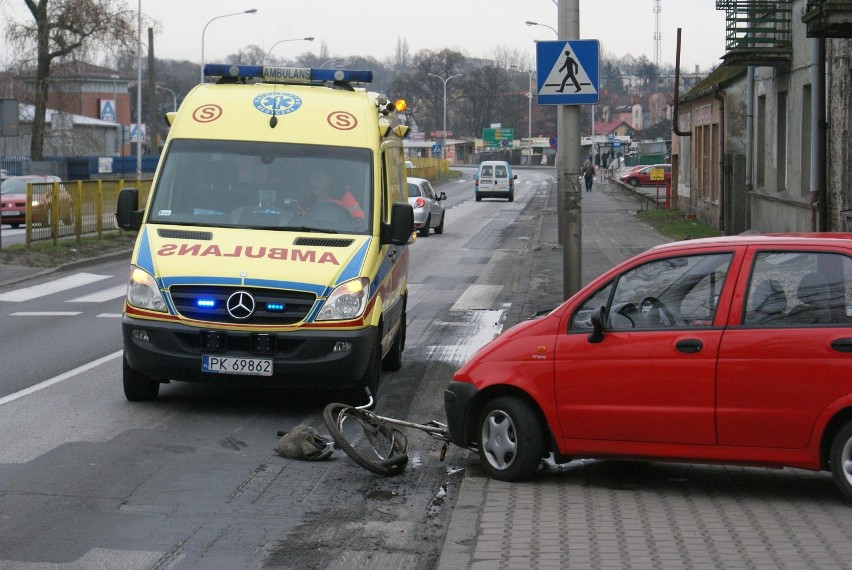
<box><xmin>776</xmin><ymin>91</ymin><xmax>788</xmax><ymax>192</ymax></box>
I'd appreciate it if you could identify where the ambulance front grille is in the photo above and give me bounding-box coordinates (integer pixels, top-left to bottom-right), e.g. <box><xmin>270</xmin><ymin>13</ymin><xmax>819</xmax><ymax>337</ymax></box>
<box><xmin>157</xmin><ymin>229</ymin><xmax>213</xmax><ymax>240</ymax></box>
<box><xmin>169</xmin><ymin>285</ymin><xmax>316</xmax><ymax>325</ymax></box>
<box><xmin>294</xmin><ymin>237</ymin><xmax>354</xmax><ymax>247</ymax></box>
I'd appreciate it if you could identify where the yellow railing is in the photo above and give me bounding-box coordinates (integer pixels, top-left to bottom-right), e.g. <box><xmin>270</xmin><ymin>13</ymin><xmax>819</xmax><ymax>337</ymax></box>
<box><xmin>23</xmin><ymin>179</ymin><xmax>152</xmax><ymax>249</ymax></box>
<box><xmin>408</xmin><ymin>157</ymin><xmax>449</xmax><ymax>181</ymax></box>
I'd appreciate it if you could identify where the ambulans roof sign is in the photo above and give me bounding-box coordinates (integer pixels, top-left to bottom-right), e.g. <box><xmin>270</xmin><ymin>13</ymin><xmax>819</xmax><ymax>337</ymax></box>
<box><xmin>535</xmin><ymin>40</ymin><xmax>599</xmax><ymax>105</ymax></box>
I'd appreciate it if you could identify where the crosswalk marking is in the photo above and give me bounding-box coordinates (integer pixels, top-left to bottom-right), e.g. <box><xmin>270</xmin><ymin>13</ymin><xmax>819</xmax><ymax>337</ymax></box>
<box><xmin>0</xmin><ymin>272</ymin><xmax>111</xmax><ymax>302</ymax></box>
<box><xmin>66</xmin><ymin>284</ymin><xmax>127</xmax><ymax>303</ymax></box>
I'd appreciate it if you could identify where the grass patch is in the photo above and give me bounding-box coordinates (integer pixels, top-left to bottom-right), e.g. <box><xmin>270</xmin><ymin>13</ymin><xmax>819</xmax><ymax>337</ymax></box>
<box><xmin>637</xmin><ymin>208</ymin><xmax>722</xmax><ymax>241</ymax></box>
<box><xmin>0</xmin><ymin>231</ymin><xmax>137</xmax><ymax>268</ymax></box>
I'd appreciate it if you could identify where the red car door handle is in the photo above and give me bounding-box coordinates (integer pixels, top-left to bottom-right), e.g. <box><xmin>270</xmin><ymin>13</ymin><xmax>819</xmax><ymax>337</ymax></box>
<box><xmin>675</xmin><ymin>339</ymin><xmax>703</xmax><ymax>354</ymax></box>
<box><xmin>830</xmin><ymin>338</ymin><xmax>852</xmax><ymax>353</ymax></box>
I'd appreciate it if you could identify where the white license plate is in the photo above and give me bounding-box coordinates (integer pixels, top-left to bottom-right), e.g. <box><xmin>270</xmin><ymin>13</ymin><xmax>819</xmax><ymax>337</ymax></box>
<box><xmin>1</xmin><ymin>211</ymin><xmax>21</xmax><ymax>216</ymax></box>
<box><xmin>202</xmin><ymin>355</ymin><xmax>273</xmax><ymax>376</ymax></box>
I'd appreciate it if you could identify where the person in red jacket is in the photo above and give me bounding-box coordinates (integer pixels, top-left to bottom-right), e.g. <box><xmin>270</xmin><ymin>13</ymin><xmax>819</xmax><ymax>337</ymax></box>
<box><xmin>307</xmin><ymin>170</ymin><xmax>365</xmax><ymax>222</ymax></box>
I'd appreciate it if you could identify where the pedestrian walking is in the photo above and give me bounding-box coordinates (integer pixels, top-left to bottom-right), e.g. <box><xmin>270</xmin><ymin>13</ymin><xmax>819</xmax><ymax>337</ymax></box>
<box><xmin>581</xmin><ymin>159</ymin><xmax>596</xmax><ymax>192</ymax></box>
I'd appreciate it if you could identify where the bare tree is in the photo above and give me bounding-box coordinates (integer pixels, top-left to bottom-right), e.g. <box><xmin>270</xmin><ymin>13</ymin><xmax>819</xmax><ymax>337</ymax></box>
<box><xmin>6</xmin><ymin>0</ymin><xmax>136</xmax><ymax>160</ymax></box>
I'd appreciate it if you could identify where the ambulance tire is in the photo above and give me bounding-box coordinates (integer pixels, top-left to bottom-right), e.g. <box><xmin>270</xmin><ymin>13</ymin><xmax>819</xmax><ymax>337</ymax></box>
<box><xmin>382</xmin><ymin>300</ymin><xmax>406</xmax><ymax>372</ymax></box>
<box><xmin>341</xmin><ymin>337</ymin><xmax>381</xmax><ymax>409</ymax></box>
<box><xmin>123</xmin><ymin>355</ymin><xmax>160</xmax><ymax>401</ymax></box>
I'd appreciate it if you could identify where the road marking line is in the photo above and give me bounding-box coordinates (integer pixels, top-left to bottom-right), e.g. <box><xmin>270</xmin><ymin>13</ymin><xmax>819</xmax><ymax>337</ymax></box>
<box><xmin>97</xmin><ymin>313</ymin><xmax>123</xmax><ymax>318</ymax></box>
<box><xmin>10</xmin><ymin>311</ymin><xmax>82</xmax><ymax>316</ymax></box>
<box><xmin>450</xmin><ymin>284</ymin><xmax>503</xmax><ymax>311</ymax></box>
<box><xmin>0</xmin><ymin>272</ymin><xmax>111</xmax><ymax>302</ymax></box>
<box><xmin>67</xmin><ymin>284</ymin><xmax>127</xmax><ymax>303</ymax></box>
<box><xmin>0</xmin><ymin>349</ymin><xmax>123</xmax><ymax>406</ymax></box>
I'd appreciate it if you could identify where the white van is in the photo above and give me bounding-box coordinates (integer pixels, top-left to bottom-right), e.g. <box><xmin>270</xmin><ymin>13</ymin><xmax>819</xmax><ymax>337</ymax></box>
<box><xmin>474</xmin><ymin>160</ymin><xmax>516</xmax><ymax>202</ymax></box>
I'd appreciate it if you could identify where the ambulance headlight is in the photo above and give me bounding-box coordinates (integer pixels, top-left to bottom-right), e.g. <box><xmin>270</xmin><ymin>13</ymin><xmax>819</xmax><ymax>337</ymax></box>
<box><xmin>316</xmin><ymin>277</ymin><xmax>370</xmax><ymax>321</ymax></box>
<box><xmin>126</xmin><ymin>266</ymin><xmax>167</xmax><ymax>312</ymax></box>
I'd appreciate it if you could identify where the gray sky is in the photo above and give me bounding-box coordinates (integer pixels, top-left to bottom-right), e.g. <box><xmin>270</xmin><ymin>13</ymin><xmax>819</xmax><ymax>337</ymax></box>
<box><xmin>135</xmin><ymin>0</ymin><xmax>726</xmax><ymax>71</ymax></box>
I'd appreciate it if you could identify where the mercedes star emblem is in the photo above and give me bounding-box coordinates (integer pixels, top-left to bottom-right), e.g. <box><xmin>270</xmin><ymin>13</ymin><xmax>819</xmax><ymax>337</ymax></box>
<box><xmin>226</xmin><ymin>291</ymin><xmax>255</xmax><ymax>320</ymax></box>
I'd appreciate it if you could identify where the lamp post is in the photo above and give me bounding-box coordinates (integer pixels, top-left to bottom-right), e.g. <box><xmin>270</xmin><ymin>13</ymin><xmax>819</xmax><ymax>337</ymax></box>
<box><xmin>155</xmin><ymin>85</ymin><xmax>177</xmax><ymax>112</ymax></box>
<box><xmin>110</xmin><ymin>74</ymin><xmax>122</xmax><ymax>156</ymax></box>
<box><xmin>426</xmin><ymin>72</ymin><xmax>462</xmax><ymax>160</ymax></box>
<box><xmin>525</xmin><ymin>20</ymin><xmax>558</xmax><ymax>36</ymax></box>
<box><xmin>200</xmin><ymin>9</ymin><xmax>258</xmax><ymax>83</ymax></box>
<box><xmin>267</xmin><ymin>37</ymin><xmax>315</xmax><ymax>60</ymax></box>
<box><xmin>320</xmin><ymin>58</ymin><xmax>346</xmax><ymax>68</ymax></box>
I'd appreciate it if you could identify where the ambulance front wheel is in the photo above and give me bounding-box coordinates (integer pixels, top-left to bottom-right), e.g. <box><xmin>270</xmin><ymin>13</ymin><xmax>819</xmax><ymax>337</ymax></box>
<box><xmin>340</xmin><ymin>337</ymin><xmax>381</xmax><ymax>409</ymax></box>
<box><xmin>123</xmin><ymin>354</ymin><xmax>160</xmax><ymax>401</ymax></box>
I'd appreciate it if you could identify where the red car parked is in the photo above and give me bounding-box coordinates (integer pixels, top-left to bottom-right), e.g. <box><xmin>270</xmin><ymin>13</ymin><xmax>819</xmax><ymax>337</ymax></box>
<box><xmin>444</xmin><ymin>234</ymin><xmax>852</xmax><ymax>500</ymax></box>
<box><xmin>620</xmin><ymin>163</ymin><xmax>671</xmax><ymax>187</ymax></box>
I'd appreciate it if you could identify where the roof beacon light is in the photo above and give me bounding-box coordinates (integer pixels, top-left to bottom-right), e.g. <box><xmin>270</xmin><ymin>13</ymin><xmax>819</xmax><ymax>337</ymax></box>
<box><xmin>203</xmin><ymin>64</ymin><xmax>373</xmax><ymax>85</ymax></box>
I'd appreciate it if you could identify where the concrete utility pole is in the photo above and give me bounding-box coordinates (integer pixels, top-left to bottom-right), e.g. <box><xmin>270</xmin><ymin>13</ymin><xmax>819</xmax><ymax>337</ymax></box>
<box><xmin>558</xmin><ymin>0</ymin><xmax>582</xmax><ymax>298</ymax></box>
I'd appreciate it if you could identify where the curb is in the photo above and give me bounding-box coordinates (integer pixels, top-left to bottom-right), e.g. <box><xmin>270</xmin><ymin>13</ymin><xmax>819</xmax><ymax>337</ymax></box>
<box><xmin>0</xmin><ymin>248</ymin><xmax>133</xmax><ymax>289</ymax></box>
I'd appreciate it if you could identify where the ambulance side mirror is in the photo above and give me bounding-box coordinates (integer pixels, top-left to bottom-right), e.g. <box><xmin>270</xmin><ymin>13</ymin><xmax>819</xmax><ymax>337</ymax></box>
<box><xmin>383</xmin><ymin>202</ymin><xmax>414</xmax><ymax>245</ymax></box>
<box><xmin>115</xmin><ymin>187</ymin><xmax>143</xmax><ymax>231</ymax></box>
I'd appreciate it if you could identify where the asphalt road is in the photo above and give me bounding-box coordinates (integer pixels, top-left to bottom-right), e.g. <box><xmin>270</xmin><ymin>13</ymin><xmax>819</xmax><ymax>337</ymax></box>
<box><xmin>0</xmin><ymin>167</ymin><xmax>555</xmax><ymax>569</ymax></box>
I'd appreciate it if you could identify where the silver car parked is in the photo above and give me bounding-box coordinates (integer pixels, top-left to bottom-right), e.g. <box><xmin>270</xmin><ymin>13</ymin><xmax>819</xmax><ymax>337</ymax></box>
<box><xmin>407</xmin><ymin>177</ymin><xmax>446</xmax><ymax>237</ymax></box>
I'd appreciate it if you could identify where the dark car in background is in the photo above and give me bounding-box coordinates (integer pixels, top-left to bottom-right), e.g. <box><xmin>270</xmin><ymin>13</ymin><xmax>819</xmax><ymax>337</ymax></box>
<box><xmin>0</xmin><ymin>175</ymin><xmax>71</xmax><ymax>228</ymax></box>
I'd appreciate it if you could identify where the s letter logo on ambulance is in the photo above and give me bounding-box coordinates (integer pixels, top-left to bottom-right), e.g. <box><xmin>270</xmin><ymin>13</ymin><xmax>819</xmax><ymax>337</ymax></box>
<box><xmin>192</xmin><ymin>104</ymin><xmax>223</xmax><ymax>123</ymax></box>
<box><xmin>327</xmin><ymin>111</ymin><xmax>357</xmax><ymax>131</ymax></box>
<box><xmin>253</xmin><ymin>92</ymin><xmax>302</xmax><ymax>116</ymax></box>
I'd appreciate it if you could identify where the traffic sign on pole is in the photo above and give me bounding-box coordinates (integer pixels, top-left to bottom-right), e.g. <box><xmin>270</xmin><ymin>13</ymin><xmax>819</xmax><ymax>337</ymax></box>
<box><xmin>535</xmin><ymin>40</ymin><xmax>599</xmax><ymax>105</ymax></box>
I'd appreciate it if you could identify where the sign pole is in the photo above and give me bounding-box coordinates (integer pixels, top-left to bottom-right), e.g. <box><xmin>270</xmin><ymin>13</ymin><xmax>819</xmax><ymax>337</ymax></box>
<box><xmin>559</xmin><ymin>0</ymin><xmax>582</xmax><ymax>298</ymax></box>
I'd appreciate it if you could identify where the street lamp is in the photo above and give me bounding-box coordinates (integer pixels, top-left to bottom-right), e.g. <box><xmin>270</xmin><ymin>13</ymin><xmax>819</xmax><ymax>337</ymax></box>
<box><xmin>267</xmin><ymin>36</ymin><xmax>315</xmax><ymax>60</ymax></box>
<box><xmin>525</xmin><ymin>20</ymin><xmax>558</xmax><ymax>37</ymax></box>
<box><xmin>200</xmin><ymin>9</ymin><xmax>258</xmax><ymax>83</ymax></box>
<box><xmin>426</xmin><ymin>72</ymin><xmax>462</xmax><ymax>160</ymax></box>
<box><xmin>155</xmin><ymin>85</ymin><xmax>177</xmax><ymax>112</ymax></box>
<box><xmin>320</xmin><ymin>58</ymin><xmax>346</xmax><ymax>68</ymax></box>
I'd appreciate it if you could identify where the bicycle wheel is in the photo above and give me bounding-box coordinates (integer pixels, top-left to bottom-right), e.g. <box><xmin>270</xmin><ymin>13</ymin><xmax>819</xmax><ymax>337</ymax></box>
<box><xmin>322</xmin><ymin>402</ymin><xmax>409</xmax><ymax>476</ymax></box>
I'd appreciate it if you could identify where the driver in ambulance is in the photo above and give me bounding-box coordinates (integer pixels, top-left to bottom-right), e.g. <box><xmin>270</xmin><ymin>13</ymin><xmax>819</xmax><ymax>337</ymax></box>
<box><xmin>307</xmin><ymin>170</ymin><xmax>365</xmax><ymax>222</ymax></box>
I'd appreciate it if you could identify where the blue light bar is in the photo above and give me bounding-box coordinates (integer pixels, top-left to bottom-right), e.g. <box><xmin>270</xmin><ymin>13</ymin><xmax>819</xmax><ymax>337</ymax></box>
<box><xmin>266</xmin><ymin>303</ymin><xmax>286</xmax><ymax>312</ymax></box>
<box><xmin>203</xmin><ymin>64</ymin><xmax>372</xmax><ymax>85</ymax></box>
<box><xmin>196</xmin><ymin>298</ymin><xmax>217</xmax><ymax>308</ymax></box>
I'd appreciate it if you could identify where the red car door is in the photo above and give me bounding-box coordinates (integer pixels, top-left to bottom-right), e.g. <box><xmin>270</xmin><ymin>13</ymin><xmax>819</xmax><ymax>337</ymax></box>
<box><xmin>554</xmin><ymin>250</ymin><xmax>738</xmax><ymax>447</ymax></box>
<box><xmin>716</xmin><ymin>245</ymin><xmax>852</xmax><ymax>449</ymax></box>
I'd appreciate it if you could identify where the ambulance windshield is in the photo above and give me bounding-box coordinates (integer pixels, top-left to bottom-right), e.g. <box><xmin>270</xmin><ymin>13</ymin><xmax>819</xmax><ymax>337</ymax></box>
<box><xmin>148</xmin><ymin>139</ymin><xmax>372</xmax><ymax>234</ymax></box>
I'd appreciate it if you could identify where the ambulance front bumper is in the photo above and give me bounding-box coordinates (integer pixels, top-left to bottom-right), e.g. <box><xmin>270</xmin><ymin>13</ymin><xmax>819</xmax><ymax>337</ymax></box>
<box><xmin>122</xmin><ymin>315</ymin><xmax>378</xmax><ymax>389</ymax></box>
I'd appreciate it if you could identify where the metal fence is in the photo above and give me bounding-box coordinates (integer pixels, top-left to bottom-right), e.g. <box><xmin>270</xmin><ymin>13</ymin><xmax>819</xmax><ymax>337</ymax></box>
<box><xmin>17</xmin><ymin>178</ymin><xmax>152</xmax><ymax>249</ymax></box>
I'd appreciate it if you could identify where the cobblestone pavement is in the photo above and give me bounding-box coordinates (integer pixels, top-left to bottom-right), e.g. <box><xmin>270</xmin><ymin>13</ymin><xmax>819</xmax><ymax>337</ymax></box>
<box><xmin>437</xmin><ymin>174</ymin><xmax>852</xmax><ymax>570</ymax></box>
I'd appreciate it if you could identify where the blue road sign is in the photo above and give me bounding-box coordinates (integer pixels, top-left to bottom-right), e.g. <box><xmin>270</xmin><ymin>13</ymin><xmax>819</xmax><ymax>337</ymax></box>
<box><xmin>535</xmin><ymin>40</ymin><xmax>599</xmax><ymax>105</ymax></box>
<box><xmin>432</xmin><ymin>143</ymin><xmax>442</xmax><ymax>154</ymax></box>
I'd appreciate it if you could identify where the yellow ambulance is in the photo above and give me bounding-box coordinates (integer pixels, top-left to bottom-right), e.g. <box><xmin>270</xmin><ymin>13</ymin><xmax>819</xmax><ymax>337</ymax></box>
<box><xmin>115</xmin><ymin>64</ymin><xmax>414</xmax><ymax>406</ymax></box>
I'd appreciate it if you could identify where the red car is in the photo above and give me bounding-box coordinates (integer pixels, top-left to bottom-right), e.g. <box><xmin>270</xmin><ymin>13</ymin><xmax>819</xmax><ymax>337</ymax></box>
<box><xmin>620</xmin><ymin>163</ymin><xmax>671</xmax><ymax>187</ymax></box>
<box><xmin>445</xmin><ymin>234</ymin><xmax>852</xmax><ymax>500</ymax></box>
<box><xmin>0</xmin><ymin>175</ymin><xmax>71</xmax><ymax>228</ymax></box>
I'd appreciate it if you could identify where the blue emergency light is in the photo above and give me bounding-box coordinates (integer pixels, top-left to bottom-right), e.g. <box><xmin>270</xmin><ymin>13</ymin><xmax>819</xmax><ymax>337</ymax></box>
<box><xmin>203</xmin><ymin>64</ymin><xmax>373</xmax><ymax>85</ymax></box>
<box><xmin>196</xmin><ymin>298</ymin><xmax>217</xmax><ymax>308</ymax></box>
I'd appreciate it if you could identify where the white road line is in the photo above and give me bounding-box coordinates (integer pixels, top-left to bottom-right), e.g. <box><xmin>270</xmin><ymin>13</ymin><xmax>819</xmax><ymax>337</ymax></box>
<box><xmin>67</xmin><ymin>284</ymin><xmax>127</xmax><ymax>303</ymax></box>
<box><xmin>97</xmin><ymin>313</ymin><xmax>123</xmax><ymax>318</ymax></box>
<box><xmin>0</xmin><ymin>272</ymin><xmax>111</xmax><ymax>302</ymax></box>
<box><xmin>0</xmin><ymin>349</ymin><xmax>123</xmax><ymax>406</ymax></box>
<box><xmin>450</xmin><ymin>284</ymin><xmax>503</xmax><ymax>311</ymax></box>
<box><xmin>11</xmin><ymin>311</ymin><xmax>82</xmax><ymax>316</ymax></box>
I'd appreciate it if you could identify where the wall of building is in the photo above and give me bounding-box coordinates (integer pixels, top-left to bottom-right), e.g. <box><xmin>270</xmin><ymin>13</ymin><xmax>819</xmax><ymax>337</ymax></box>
<box><xmin>826</xmin><ymin>40</ymin><xmax>852</xmax><ymax>230</ymax></box>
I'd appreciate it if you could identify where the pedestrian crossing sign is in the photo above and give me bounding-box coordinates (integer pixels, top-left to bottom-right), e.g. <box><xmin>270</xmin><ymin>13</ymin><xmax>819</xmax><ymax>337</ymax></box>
<box><xmin>535</xmin><ymin>40</ymin><xmax>599</xmax><ymax>105</ymax></box>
